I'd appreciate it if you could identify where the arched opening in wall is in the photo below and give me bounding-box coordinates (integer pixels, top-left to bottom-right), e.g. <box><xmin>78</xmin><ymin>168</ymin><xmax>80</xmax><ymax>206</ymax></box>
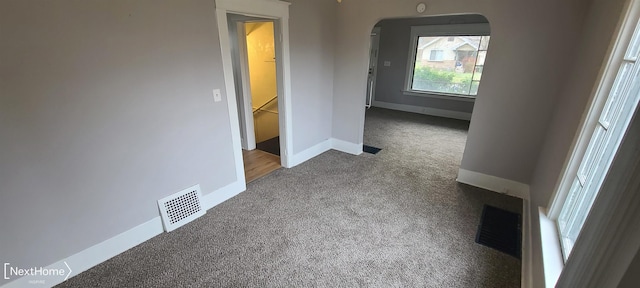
<box><xmin>363</xmin><ymin>13</ymin><xmax>491</xmax><ymax>166</ymax></box>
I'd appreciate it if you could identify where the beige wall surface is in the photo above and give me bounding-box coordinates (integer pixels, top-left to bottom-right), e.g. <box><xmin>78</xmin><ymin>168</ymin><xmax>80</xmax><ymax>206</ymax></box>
<box><xmin>246</xmin><ymin>22</ymin><xmax>277</xmax><ymax>110</ymax></box>
<box><xmin>245</xmin><ymin>22</ymin><xmax>279</xmax><ymax>142</ymax></box>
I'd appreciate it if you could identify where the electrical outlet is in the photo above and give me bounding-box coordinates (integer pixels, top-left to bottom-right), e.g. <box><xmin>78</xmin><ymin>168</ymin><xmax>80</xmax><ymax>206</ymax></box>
<box><xmin>384</xmin><ymin>61</ymin><xmax>391</xmax><ymax>67</ymax></box>
<box><xmin>213</xmin><ymin>89</ymin><xmax>222</xmax><ymax>102</ymax></box>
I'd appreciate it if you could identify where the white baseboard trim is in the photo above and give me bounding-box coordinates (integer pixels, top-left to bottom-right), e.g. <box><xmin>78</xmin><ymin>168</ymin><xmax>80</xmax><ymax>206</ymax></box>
<box><xmin>2</xmin><ymin>181</ymin><xmax>246</xmax><ymax>288</ymax></box>
<box><xmin>331</xmin><ymin>138</ymin><xmax>363</xmax><ymax>155</ymax></box>
<box><xmin>372</xmin><ymin>100</ymin><xmax>472</xmax><ymax>121</ymax></box>
<box><xmin>2</xmin><ymin>217</ymin><xmax>165</xmax><ymax>288</ymax></box>
<box><xmin>289</xmin><ymin>139</ymin><xmax>332</xmax><ymax>167</ymax></box>
<box><xmin>201</xmin><ymin>180</ymin><xmax>245</xmax><ymax>211</ymax></box>
<box><xmin>456</xmin><ymin>168</ymin><xmax>533</xmax><ymax>286</ymax></box>
<box><xmin>456</xmin><ymin>168</ymin><xmax>530</xmax><ymax>200</ymax></box>
<box><xmin>521</xmin><ymin>199</ymin><xmax>533</xmax><ymax>288</ymax></box>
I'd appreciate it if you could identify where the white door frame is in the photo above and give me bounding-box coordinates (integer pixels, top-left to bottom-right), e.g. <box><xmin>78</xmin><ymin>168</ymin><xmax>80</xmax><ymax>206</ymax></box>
<box><xmin>228</xmin><ymin>17</ymin><xmax>257</xmax><ymax>151</ymax></box>
<box><xmin>215</xmin><ymin>0</ymin><xmax>294</xmax><ymax>176</ymax></box>
<box><xmin>366</xmin><ymin>27</ymin><xmax>381</xmax><ymax>108</ymax></box>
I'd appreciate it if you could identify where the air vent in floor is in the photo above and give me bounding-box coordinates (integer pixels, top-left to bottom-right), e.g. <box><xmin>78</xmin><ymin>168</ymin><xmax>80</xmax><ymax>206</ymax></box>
<box><xmin>157</xmin><ymin>185</ymin><xmax>205</xmax><ymax>232</ymax></box>
<box><xmin>363</xmin><ymin>145</ymin><xmax>382</xmax><ymax>154</ymax></box>
<box><xmin>475</xmin><ymin>205</ymin><xmax>522</xmax><ymax>259</ymax></box>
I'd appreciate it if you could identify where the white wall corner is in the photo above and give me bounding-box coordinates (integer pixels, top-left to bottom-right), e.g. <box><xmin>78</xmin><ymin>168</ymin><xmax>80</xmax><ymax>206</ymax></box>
<box><xmin>331</xmin><ymin>138</ymin><xmax>363</xmax><ymax>155</ymax></box>
<box><xmin>456</xmin><ymin>168</ymin><xmax>531</xmax><ymax>200</ymax></box>
<box><xmin>2</xmin><ymin>182</ymin><xmax>246</xmax><ymax>288</ymax></box>
<box><xmin>372</xmin><ymin>100</ymin><xmax>472</xmax><ymax>121</ymax></box>
<box><xmin>289</xmin><ymin>139</ymin><xmax>332</xmax><ymax>168</ymax></box>
<box><xmin>521</xmin><ymin>199</ymin><xmax>533</xmax><ymax>288</ymax></box>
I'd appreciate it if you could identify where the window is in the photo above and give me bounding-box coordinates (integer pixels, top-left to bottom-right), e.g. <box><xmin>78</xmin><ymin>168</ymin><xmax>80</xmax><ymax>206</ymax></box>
<box><xmin>405</xmin><ymin>23</ymin><xmax>490</xmax><ymax>96</ymax></box>
<box><xmin>429</xmin><ymin>50</ymin><xmax>444</xmax><ymax>61</ymax></box>
<box><xmin>552</xmin><ymin>16</ymin><xmax>640</xmax><ymax>261</ymax></box>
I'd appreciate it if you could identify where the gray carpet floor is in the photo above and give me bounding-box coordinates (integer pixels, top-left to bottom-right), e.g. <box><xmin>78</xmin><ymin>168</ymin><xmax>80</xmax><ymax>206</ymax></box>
<box><xmin>57</xmin><ymin>107</ymin><xmax>521</xmax><ymax>287</ymax></box>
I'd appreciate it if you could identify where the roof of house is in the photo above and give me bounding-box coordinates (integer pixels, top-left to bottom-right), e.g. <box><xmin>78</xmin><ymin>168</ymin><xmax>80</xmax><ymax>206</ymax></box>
<box><xmin>418</xmin><ymin>36</ymin><xmax>480</xmax><ymax>51</ymax></box>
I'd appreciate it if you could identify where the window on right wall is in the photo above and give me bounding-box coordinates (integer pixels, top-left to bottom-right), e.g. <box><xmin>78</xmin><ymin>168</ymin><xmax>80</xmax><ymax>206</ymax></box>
<box><xmin>405</xmin><ymin>23</ymin><xmax>491</xmax><ymax>97</ymax></box>
<box><xmin>550</xmin><ymin>15</ymin><xmax>640</xmax><ymax>261</ymax></box>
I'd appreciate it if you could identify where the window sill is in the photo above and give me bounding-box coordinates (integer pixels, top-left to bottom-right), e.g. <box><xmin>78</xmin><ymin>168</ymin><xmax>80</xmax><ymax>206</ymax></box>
<box><xmin>538</xmin><ymin>207</ymin><xmax>564</xmax><ymax>288</ymax></box>
<box><xmin>402</xmin><ymin>90</ymin><xmax>476</xmax><ymax>102</ymax></box>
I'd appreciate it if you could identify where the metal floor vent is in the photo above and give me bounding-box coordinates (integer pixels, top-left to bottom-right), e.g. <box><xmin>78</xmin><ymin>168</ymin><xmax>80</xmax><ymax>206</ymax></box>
<box><xmin>158</xmin><ymin>185</ymin><xmax>205</xmax><ymax>232</ymax></box>
<box><xmin>475</xmin><ymin>205</ymin><xmax>521</xmax><ymax>259</ymax></box>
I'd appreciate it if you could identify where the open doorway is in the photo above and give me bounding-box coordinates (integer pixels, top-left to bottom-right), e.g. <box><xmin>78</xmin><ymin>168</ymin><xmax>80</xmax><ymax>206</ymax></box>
<box><xmin>215</xmin><ymin>0</ymin><xmax>293</xmax><ymax>189</ymax></box>
<box><xmin>228</xmin><ymin>15</ymin><xmax>282</xmax><ymax>183</ymax></box>
<box><xmin>245</xmin><ymin>21</ymin><xmax>281</xmax><ymax>157</ymax></box>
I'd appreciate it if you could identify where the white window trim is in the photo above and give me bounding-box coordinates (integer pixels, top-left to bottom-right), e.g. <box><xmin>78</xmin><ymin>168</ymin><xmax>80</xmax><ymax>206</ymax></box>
<box><xmin>540</xmin><ymin>0</ymin><xmax>640</xmax><ymax>287</ymax></box>
<box><xmin>538</xmin><ymin>208</ymin><xmax>565</xmax><ymax>288</ymax></box>
<box><xmin>404</xmin><ymin>23</ymin><xmax>490</xmax><ymax>98</ymax></box>
<box><xmin>555</xmin><ymin>109</ymin><xmax>640</xmax><ymax>287</ymax></box>
<box><xmin>401</xmin><ymin>90</ymin><xmax>476</xmax><ymax>102</ymax></box>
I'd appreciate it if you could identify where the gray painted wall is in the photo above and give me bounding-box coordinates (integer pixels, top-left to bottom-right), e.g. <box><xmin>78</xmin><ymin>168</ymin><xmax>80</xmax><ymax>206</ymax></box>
<box><xmin>528</xmin><ymin>0</ymin><xmax>628</xmax><ymax>285</ymax></box>
<box><xmin>289</xmin><ymin>0</ymin><xmax>336</xmax><ymax>154</ymax></box>
<box><xmin>530</xmin><ymin>0</ymin><xmax>626</xmax><ymax>214</ymax></box>
<box><xmin>0</xmin><ymin>0</ymin><xmax>235</xmax><ymax>273</ymax></box>
<box><xmin>373</xmin><ymin>15</ymin><xmax>489</xmax><ymax>114</ymax></box>
<box><xmin>0</xmin><ymin>0</ymin><xmax>336</xmax><ymax>282</ymax></box>
<box><xmin>618</xmin><ymin>249</ymin><xmax>640</xmax><ymax>288</ymax></box>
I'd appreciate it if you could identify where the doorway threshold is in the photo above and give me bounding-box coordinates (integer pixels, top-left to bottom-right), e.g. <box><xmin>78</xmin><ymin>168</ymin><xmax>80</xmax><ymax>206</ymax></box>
<box><xmin>243</xmin><ymin>149</ymin><xmax>281</xmax><ymax>183</ymax></box>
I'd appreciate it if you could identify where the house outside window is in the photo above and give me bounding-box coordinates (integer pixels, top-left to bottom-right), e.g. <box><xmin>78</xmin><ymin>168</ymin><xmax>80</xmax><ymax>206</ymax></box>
<box><xmin>405</xmin><ymin>23</ymin><xmax>490</xmax><ymax>97</ymax></box>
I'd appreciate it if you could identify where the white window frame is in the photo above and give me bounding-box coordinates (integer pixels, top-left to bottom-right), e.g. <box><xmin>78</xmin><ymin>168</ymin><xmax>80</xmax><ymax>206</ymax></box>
<box><xmin>547</xmin><ymin>0</ymin><xmax>640</xmax><ymax>262</ymax></box>
<box><xmin>403</xmin><ymin>23</ymin><xmax>490</xmax><ymax>99</ymax></box>
<box><xmin>538</xmin><ymin>2</ymin><xmax>640</xmax><ymax>285</ymax></box>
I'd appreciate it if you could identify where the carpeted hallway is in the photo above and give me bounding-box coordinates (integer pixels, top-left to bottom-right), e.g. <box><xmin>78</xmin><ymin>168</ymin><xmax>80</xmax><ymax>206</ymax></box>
<box><xmin>58</xmin><ymin>107</ymin><xmax>521</xmax><ymax>287</ymax></box>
